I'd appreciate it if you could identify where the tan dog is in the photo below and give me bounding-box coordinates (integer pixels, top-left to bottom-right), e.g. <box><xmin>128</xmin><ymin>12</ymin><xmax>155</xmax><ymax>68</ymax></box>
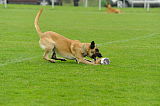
<box><xmin>34</xmin><ymin>9</ymin><xmax>102</xmax><ymax>65</ymax></box>
<box><xmin>107</xmin><ymin>4</ymin><xmax>121</xmax><ymax>14</ymax></box>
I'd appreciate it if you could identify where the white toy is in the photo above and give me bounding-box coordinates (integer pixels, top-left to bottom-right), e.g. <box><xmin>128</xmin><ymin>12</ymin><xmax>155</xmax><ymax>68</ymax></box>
<box><xmin>100</xmin><ymin>58</ymin><xmax>110</xmax><ymax>65</ymax></box>
<box><xmin>94</xmin><ymin>58</ymin><xmax>110</xmax><ymax>65</ymax></box>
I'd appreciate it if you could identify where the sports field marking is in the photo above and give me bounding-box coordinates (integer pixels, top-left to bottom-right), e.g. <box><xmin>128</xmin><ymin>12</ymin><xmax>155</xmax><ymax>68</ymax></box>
<box><xmin>0</xmin><ymin>33</ymin><xmax>159</xmax><ymax>67</ymax></box>
<box><xmin>98</xmin><ymin>33</ymin><xmax>159</xmax><ymax>46</ymax></box>
<box><xmin>0</xmin><ymin>56</ymin><xmax>39</xmax><ymax>67</ymax></box>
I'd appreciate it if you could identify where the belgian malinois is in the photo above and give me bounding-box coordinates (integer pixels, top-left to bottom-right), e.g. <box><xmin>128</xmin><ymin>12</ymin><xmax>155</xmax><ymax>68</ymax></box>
<box><xmin>107</xmin><ymin>4</ymin><xmax>121</xmax><ymax>14</ymax></box>
<box><xmin>34</xmin><ymin>9</ymin><xmax>102</xmax><ymax>65</ymax></box>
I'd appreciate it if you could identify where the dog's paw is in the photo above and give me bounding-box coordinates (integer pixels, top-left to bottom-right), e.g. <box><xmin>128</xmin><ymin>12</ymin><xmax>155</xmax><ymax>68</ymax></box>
<box><xmin>49</xmin><ymin>59</ymin><xmax>56</xmax><ymax>63</ymax></box>
<box><xmin>60</xmin><ymin>59</ymin><xmax>67</xmax><ymax>61</ymax></box>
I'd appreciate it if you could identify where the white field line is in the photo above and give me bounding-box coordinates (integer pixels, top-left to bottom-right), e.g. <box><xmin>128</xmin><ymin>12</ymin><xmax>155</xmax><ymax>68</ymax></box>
<box><xmin>0</xmin><ymin>56</ymin><xmax>39</xmax><ymax>67</ymax></box>
<box><xmin>0</xmin><ymin>33</ymin><xmax>159</xmax><ymax>67</ymax></box>
<box><xmin>98</xmin><ymin>33</ymin><xmax>160</xmax><ymax>46</ymax></box>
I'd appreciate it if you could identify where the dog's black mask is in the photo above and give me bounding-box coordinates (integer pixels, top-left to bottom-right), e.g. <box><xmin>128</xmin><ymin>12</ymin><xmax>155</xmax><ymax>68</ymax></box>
<box><xmin>90</xmin><ymin>41</ymin><xmax>102</xmax><ymax>60</ymax></box>
<box><xmin>91</xmin><ymin>48</ymin><xmax>102</xmax><ymax>60</ymax></box>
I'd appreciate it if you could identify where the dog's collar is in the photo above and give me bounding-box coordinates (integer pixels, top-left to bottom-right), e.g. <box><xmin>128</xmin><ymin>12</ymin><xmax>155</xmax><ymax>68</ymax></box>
<box><xmin>82</xmin><ymin>44</ymin><xmax>88</xmax><ymax>57</ymax></box>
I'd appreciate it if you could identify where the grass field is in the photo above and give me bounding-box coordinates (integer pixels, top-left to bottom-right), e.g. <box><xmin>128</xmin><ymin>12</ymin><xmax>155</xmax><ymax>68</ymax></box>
<box><xmin>0</xmin><ymin>4</ymin><xmax>160</xmax><ymax>105</ymax></box>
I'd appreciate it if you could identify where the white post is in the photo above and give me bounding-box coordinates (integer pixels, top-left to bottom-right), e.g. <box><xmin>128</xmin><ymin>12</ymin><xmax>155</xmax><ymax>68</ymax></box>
<box><xmin>131</xmin><ymin>0</ymin><xmax>134</xmax><ymax>8</ymax></box>
<box><xmin>99</xmin><ymin>0</ymin><xmax>101</xmax><ymax>10</ymax></box>
<box><xmin>85</xmin><ymin>0</ymin><xmax>88</xmax><ymax>8</ymax></box>
<box><xmin>147</xmin><ymin>1</ymin><xmax>150</xmax><ymax>11</ymax></box>
<box><xmin>144</xmin><ymin>0</ymin><xmax>147</xmax><ymax>8</ymax></box>
<box><xmin>123</xmin><ymin>0</ymin><xmax>125</xmax><ymax>8</ymax></box>
<box><xmin>52</xmin><ymin>0</ymin><xmax>54</xmax><ymax>8</ymax></box>
<box><xmin>4</xmin><ymin>0</ymin><xmax>7</xmax><ymax>8</ymax></box>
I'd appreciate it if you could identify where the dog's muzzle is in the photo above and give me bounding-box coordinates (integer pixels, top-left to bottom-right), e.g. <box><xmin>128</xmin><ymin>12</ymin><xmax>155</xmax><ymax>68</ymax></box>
<box><xmin>97</xmin><ymin>53</ymin><xmax>102</xmax><ymax>58</ymax></box>
<box><xmin>91</xmin><ymin>53</ymin><xmax>102</xmax><ymax>59</ymax></box>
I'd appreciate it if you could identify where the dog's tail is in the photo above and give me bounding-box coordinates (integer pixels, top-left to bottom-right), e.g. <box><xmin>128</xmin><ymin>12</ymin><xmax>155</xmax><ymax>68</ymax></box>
<box><xmin>34</xmin><ymin>9</ymin><xmax>43</xmax><ymax>37</ymax></box>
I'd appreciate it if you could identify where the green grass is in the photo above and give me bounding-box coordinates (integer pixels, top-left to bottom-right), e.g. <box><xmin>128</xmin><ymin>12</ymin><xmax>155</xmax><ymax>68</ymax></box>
<box><xmin>0</xmin><ymin>4</ymin><xmax>160</xmax><ymax>106</ymax></box>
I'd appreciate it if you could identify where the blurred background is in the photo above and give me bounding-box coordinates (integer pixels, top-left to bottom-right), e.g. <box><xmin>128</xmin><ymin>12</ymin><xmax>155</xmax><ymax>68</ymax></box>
<box><xmin>1</xmin><ymin>0</ymin><xmax>160</xmax><ymax>8</ymax></box>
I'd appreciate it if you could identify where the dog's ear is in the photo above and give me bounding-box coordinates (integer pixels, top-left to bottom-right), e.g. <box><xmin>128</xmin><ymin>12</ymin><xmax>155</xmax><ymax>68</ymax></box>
<box><xmin>90</xmin><ymin>41</ymin><xmax>95</xmax><ymax>49</ymax></box>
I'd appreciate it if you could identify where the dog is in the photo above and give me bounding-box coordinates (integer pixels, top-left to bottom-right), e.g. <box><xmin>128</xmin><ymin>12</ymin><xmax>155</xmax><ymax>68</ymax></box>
<box><xmin>34</xmin><ymin>9</ymin><xmax>102</xmax><ymax>65</ymax></box>
<box><xmin>107</xmin><ymin>4</ymin><xmax>121</xmax><ymax>14</ymax></box>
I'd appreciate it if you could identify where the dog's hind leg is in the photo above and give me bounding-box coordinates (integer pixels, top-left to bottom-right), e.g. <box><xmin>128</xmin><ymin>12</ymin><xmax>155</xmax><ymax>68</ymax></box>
<box><xmin>43</xmin><ymin>49</ymin><xmax>55</xmax><ymax>63</ymax></box>
<box><xmin>40</xmin><ymin>39</ymin><xmax>56</xmax><ymax>63</ymax></box>
<box><xmin>51</xmin><ymin>48</ymin><xmax>67</xmax><ymax>61</ymax></box>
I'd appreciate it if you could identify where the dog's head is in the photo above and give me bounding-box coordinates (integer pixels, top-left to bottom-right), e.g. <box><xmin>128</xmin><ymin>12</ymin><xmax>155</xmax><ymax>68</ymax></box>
<box><xmin>106</xmin><ymin>4</ymin><xmax>111</xmax><ymax>8</ymax></box>
<box><xmin>87</xmin><ymin>41</ymin><xmax>102</xmax><ymax>59</ymax></box>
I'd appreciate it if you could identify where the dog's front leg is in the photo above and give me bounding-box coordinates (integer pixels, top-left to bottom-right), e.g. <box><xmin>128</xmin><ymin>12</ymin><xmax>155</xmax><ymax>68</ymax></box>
<box><xmin>76</xmin><ymin>58</ymin><xmax>96</xmax><ymax>65</ymax></box>
<box><xmin>74</xmin><ymin>50</ymin><xmax>97</xmax><ymax>65</ymax></box>
<box><xmin>84</xmin><ymin>59</ymin><xmax>92</xmax><ymax>62</ymax></box>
